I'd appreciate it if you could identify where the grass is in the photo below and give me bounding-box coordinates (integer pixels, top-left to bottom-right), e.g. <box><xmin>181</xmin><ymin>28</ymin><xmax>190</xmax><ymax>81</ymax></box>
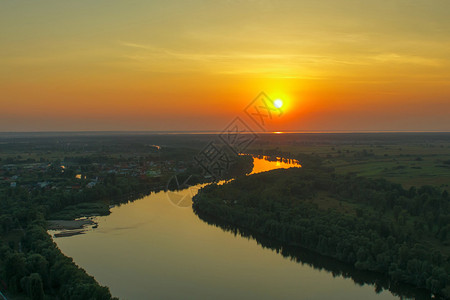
<box><xmin>251</xmin><ymin>142</ymin><xmax>450</xmax><ymax>189</ymax></box>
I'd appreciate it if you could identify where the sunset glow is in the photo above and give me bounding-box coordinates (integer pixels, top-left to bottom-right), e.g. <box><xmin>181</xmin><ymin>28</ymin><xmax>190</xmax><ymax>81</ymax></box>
<box><xmin>1</xmin><ymin>1</ymin><xmax>449</xmax><ymax>132</ymax></box>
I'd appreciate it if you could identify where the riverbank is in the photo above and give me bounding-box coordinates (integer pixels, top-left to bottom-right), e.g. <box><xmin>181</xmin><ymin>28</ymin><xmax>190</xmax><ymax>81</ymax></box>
<box><xmin>193</xmin><ymin>167</ymin><xmax>450</xmax><ymax>298</ymax></box>
<box><xmin>47</xmin><ymin>218</ymin><xmax>97</xmax><ymax>237</ymax></box>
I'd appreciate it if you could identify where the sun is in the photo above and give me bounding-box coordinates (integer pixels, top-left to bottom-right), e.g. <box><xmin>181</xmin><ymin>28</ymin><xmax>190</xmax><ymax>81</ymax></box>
<box><xmin>273</xmin><ymin>99</ymin><xmax>283</xmax><ymax>108</ymax></box>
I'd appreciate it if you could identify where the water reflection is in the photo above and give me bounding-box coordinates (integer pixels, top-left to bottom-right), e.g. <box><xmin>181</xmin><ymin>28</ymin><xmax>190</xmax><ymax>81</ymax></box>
<box><xmin>49</xmin><ymin>157</ymin><xmax>431</xmax><ymax>300</ymax></box>
<box><xmin>248</xmin><ymin>155</ymin><xmax>301</xmax><ymax>175</ymax></box>
<box><xmin>194</xmin><ymin>208</ymin><xmax>435</xmax><ymax>300</ymax></box>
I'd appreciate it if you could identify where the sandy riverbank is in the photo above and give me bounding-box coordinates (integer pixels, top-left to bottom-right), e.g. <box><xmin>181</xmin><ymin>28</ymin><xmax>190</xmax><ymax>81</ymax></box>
<box><xmin>48</xmin><ymin>219</ymin><xmax>97</xmax><ymax>230</ymax></box>
<box><xmin>48</xmin><ymin>219</ymin><xmax>98</xmax><ymax>238</ymax></box>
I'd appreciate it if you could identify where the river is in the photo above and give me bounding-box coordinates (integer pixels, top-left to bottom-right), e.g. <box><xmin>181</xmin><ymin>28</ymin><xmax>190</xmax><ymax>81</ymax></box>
<box><xmin>49</xmin><ymin>156</ymin><xmax>424</xmax><ymax>300</ymax></box>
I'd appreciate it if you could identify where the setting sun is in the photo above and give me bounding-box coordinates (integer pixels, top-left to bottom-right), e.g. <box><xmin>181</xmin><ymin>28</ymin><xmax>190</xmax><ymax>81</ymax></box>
<box><xmin>274</xmin><ymin>99</ymin><xmax>283</xmax><ymax>109</ymax></box>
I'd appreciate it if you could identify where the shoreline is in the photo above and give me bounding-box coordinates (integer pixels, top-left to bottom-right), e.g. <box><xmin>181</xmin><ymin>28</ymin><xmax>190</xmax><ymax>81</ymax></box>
<box><xmin>48</xmin><ymin>218</ymin><xmax>97</xmax><ymax>230</ymax></box>
<box><xmin>48</xmin><ymin>219</ymin><xmax>98</xmax><ymax>238</ymax></box>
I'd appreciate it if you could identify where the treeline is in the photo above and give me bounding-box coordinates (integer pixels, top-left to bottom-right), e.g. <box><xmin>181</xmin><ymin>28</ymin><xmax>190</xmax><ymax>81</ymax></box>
<box><xmin>0</xmin><ymin>172</ymin><xmax>167</xmax><ymax>298</ymax></box>
<box><xmin>0</xmin><ymin>221</ymin><xmax>115</xmax><ymax>300</ymax></box>
<box><xmin>193</xmin><ymin>166</ymin><xmax>450</xmax><ymax>298</ymax></box>
<box><xmin>1</xmin><ymin>173</ymin><xmax>164</xmax><ymax>222</ymax></box>
<box><xmin>196</xmin><ymin>212</ymin><xmax>433</xmax><ymax>300</ymax></box>
<box><xmin>0</xmin><ymin>177</ymin><xmax>153</xmax><ymax>298</ymax></box>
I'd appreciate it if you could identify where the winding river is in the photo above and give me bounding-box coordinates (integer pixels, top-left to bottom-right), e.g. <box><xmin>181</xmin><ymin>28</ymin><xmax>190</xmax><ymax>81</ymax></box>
<box><xmin>49</xmin><ymin>157</ymin><xmax>426</xmax><ymax>300</ymax></box>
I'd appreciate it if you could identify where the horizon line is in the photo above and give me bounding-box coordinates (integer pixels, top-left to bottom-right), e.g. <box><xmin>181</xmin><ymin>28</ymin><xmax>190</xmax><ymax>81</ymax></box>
<box><xmin>1</xmin><ymin>130</ymin><xmax>450</xmax><ymax>135</ymax></box>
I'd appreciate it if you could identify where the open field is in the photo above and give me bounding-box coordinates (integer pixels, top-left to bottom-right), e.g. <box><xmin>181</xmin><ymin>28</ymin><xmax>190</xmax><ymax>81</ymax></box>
<box><xmin>248</xmin><ymin>133</ymin><xmax>450</xmax><ymax>188</ymax></box>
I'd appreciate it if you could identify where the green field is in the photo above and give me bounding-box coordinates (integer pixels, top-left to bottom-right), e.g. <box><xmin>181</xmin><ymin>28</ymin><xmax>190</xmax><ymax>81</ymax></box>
<box><xmin>249</xmin><ymin>135</ymin><xmax>450</xmax><ymax>188</ymax></box>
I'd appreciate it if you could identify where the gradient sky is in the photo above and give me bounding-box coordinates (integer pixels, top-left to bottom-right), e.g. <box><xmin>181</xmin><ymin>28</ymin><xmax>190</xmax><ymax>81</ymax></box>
<box><xmin>1</xmin><ymin>0</ymin><xmax>449</xmax><ymax>131</ymax></box>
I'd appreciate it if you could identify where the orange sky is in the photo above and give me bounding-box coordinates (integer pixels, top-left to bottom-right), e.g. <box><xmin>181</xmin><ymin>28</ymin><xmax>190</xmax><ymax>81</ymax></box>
<box><xmin>1</xmin><ymin>1</ymin><xmax>449</xmax><ymax>131</ymax></box>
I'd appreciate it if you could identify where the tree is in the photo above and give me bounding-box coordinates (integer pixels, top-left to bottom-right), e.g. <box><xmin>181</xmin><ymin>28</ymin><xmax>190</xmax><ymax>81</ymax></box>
<box><xmin>26</xmin><ymin>254</ymin><xmax>49</xmax><ymax>287</ymax></box>
<box><xmin>21</xmin><ymin>273</ymin><xmax>44</xmax><ymax>300</ymax></box>
<box><xmin>5</xmin><ymin>253</ymin><xmax>27</xmax><ymax>292</ymax></box>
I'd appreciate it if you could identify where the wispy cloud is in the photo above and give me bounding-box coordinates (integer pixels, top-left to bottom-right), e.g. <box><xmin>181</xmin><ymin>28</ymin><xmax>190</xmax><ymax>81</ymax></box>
<box><xmin>117</xmin><ymin>40</ymin><xmax>446</xmax><ymax>80</ymax></box>
<box><xmin>371</xmin><ymin>53</ymin><xmax>441</xmax><ymax>66</ymax></box>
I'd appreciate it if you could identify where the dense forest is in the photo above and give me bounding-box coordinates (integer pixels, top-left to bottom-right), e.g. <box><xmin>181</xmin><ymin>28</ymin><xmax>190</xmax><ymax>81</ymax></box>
<box><xmin>193</xmin><ymin>159</ymin><xmax>450</xmax><ymax>298</ymax></box>
<box><xmin>0</xmin><ymin>175</ymin><xmax>154</xmax><ymax>299</ymax></box>
<box><xmin>0</xmin><ymin>139</ymin><xmax>253</xmax><ymax>299</ymax></box>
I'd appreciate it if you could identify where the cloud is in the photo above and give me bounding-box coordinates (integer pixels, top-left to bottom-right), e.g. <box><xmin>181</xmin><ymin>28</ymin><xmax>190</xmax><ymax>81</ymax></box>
<box><xmin>371</xmin><ymin>53</ymin><xmax>441</xmax><ymax>66</ymax></box>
